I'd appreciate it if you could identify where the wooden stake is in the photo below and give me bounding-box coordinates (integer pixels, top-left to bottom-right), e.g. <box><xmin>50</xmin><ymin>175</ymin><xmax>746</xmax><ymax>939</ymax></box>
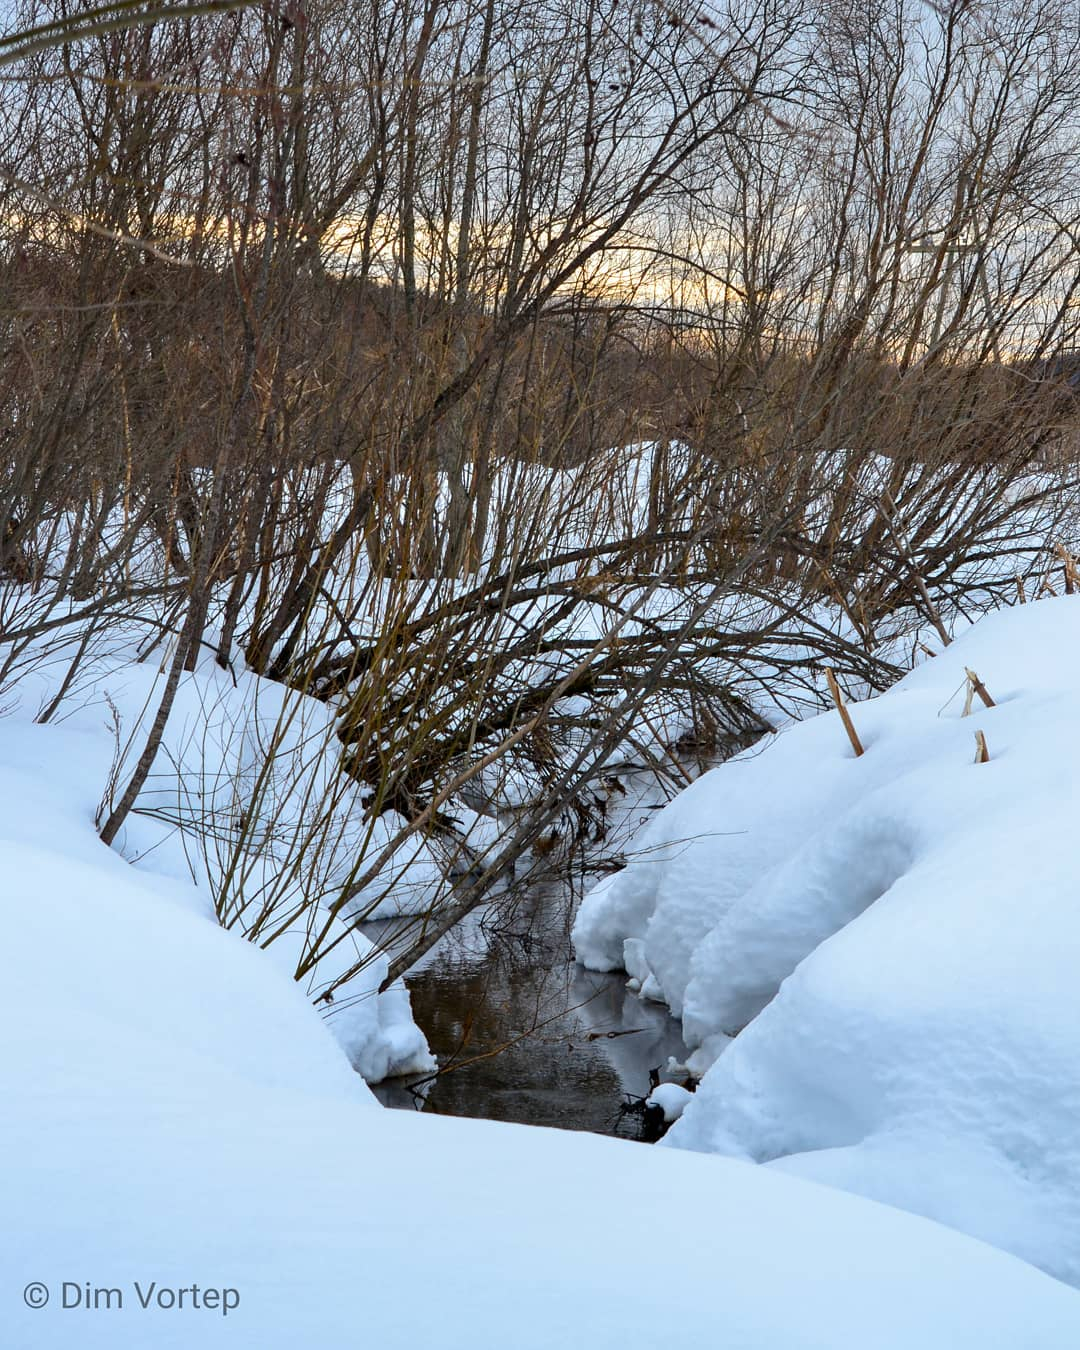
<box><xmin>825</xmin><ymin>668</ymin><xmax>864</xmax><ymax>757</ymax></box>
<box><xmin>964</xmin><ymin>667</ymin><xmax>995</xmax><ymax>710</ymax></box>
<box><xmin>973</xmin><ymin>730</ymin><xmax>990</xmax><ymax>764</ymax></box>
<box><xmin>1015</xmin><ymin>574</ymin><xmax>1026</xmax><ymax>604</ymax></box>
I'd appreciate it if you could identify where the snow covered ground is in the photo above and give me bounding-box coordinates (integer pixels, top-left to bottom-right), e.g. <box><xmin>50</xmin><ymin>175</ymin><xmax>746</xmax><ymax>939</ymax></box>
<box><xmin>574</xmin><ymin>594</ymin><xmax>1080</xmax><ymax>1287</ymax></box>
<box><xmin>0</xmin><ymin>623</ymin><xmax>437</xmax><ymax>1080</ymax></box>
<box><xmin>3</xmin><ymin>605</ymin><xmax>1080</xmax><ymax>1345</ymax></box>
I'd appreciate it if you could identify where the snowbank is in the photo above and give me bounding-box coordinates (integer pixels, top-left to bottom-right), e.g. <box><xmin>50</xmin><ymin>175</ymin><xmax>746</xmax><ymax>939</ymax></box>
<box><xmin>2</xmin><ymin>633</ymin><xmax>434</xmax><ymax>1082</ymax></box>
<box><xmin>5</xmin><ymin>634</ymin><xmax>1080</xmax><ymax>1345</ymax></box>
<box><xmin>9</xmin><ymin>1104</ymin><xmax>1080</xmax><ymax>1349</ymax></box>
<box><xmin>574</xmin><ymin>595</ymin><xmax>1080</xmax><ymax>1285</ymax></box>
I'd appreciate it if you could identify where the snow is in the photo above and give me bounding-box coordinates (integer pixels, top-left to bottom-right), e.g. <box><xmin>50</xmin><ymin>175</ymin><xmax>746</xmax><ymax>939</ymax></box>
<box><xmin>5</xmin><ymin>607</ymin><xmax>1080</xmax><ymax>1344</ymax></box>
<box><xmin>9</xmin><ymin>1093</ymin><xmax>1080</xmax><ymax>1348</ymax></box>
<box><xmin>646</xmin><ymin>1082</ymin><xmax>694</xmax><ymax>1123</ymax></box>
<box><xmin>10</xmin><ymin>1101</ymin><xmax>1080</xmax><ymax>1350</ymax></box>
<box><xmin>2</xmin><ymin>632</ymin><xmax>434</xmax><ymax>1083</ymax></box>
<box><xmin>573</xmin><ymin>594</ymin><xmax>1080</xmax><ymax>1286</ymax></box>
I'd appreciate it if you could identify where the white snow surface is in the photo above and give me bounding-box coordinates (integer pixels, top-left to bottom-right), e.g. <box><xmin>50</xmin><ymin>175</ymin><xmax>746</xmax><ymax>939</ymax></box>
<box><xmin>646</xmin><ymin>1081</ymin><xmax>694</xmax><ymax>1123</ymax></box>
<box><xmin>1</xmin><ymin>631</ymin><xmax>436</xmax><ymax>1081</ymax></box>
<box><xmin>573</xmin><ymin>595</ymin><xmax>1080</xmax><ymax>1286</ymax></box>
<box><xmin>5</xmin><ymin>626</ymin><xmax>1080</xmax><ymax>1343</ymax></box>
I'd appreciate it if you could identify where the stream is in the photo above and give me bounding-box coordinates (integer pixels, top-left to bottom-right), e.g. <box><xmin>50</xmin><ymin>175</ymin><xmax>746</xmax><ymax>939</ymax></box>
<box><xmin>364</xmin><ymin>886</ymin><xmax>688</xmax><ymax>1137</ymax></box>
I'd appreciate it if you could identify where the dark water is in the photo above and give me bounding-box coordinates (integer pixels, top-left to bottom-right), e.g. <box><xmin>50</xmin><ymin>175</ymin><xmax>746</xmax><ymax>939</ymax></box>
<box><xmin>365</xmin><ymin>888</ymin><xmax>687</xmax><ymax>1136</ymax></box>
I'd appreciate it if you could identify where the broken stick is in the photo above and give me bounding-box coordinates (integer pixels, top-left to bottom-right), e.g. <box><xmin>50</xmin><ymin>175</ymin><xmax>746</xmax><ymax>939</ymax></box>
<box><xmin>825</xmin><ymin>667</ymin><xmax>864</xmax><ymax>758</ymax></box>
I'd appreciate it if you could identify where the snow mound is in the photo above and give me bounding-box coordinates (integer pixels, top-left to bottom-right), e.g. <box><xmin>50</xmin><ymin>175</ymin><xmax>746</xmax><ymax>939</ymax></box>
<box><xmin>646</xmin><ymin>1082</ymin><xmax>694</xmax><ymax>1123</ymax></box>
<box><xmin>573</xmin><ymin>596</ymin><xmax>1080</xmax><ymax>1285</ymax></box>
<box><xmin>5</xmin><ymin>641</ymin><xmax>1080</xmax><ymax>1344</ymax></box>
<box><xmin>1</xmin><ymin>645</ymin><xmax>434</xmax><ymax>1084</ymax></box>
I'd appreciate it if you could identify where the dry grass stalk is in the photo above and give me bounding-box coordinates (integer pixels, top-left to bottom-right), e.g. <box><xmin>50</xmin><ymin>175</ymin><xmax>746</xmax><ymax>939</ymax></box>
<box><xmin>1055</xmin><ymin>543</ymin><xmax>1078</xmax><ymax>595</ymax></box>
<box><xmin>964</xmin><ymin>667</ymin><xmax>996</xmax><ymax>711</ymax></box>
<box><xmin>825</xmin><ymin>667</ymin><xmax>864</xmax><ymax>758</ymax></box>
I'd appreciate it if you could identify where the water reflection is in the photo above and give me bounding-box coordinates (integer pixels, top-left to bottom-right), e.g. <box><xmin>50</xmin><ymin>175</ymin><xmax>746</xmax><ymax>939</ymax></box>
<box><xmin>364</xmin><ymin>889</ymin><xmax>687</xmax><ymax>1135</ymax></box>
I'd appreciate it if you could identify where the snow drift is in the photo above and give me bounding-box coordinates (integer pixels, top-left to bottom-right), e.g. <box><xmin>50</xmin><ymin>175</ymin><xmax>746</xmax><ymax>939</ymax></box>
<box><xmin>2</xmin><ymin>629</ymin><xmax>434</xmax><ymax>1082</ymax></box>
<box><xmin>573</xmin><ymin>595</ymin><xmax>1080</xmax><ymax>1285</ymax></box>
<box><xmin>5</xmin><ymin>605</ymin><xmax>1080</xmax><ymax>1344</ymax></box>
